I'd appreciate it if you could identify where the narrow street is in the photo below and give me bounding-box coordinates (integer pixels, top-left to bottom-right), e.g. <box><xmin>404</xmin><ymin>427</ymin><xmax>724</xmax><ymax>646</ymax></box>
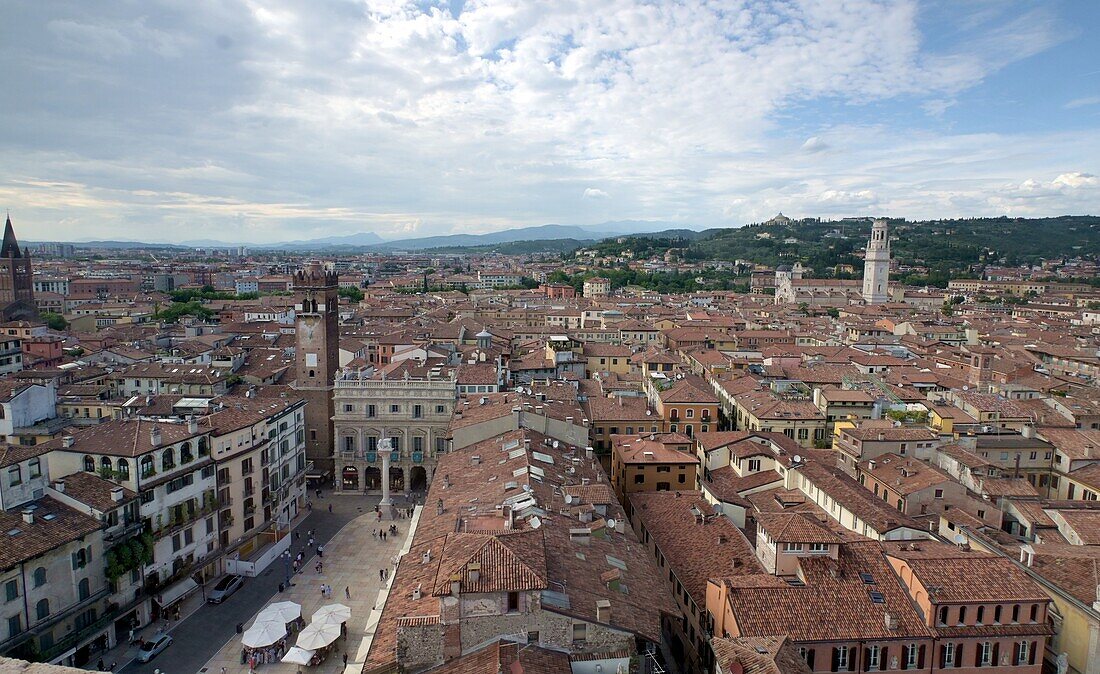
<box><xmin>118</xmin><ymin>493</ymin><xmax>383</xmax><ymax>674</ymax></box>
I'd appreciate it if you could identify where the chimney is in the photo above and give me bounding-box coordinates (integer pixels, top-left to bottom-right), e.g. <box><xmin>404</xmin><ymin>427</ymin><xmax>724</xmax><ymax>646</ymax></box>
<box><xmin>62</xmin><ymin>436</ymin><xmax>75</xmax><ymax>448</ymax></box>
<box><xmin>877</xmin><ymin>432</ymin><xmax>885</xmax><ymax>441</ymax></box>
<box><xmin>884</xmin><ymin>613</ymin><xmax>898</xmax><ymax>630</ymax></box>
<box><xmin>468</xmin><ymin>562</ymin><xmax>481</xmax><ymax>584</ymax></box>
<box><xmin>422</xmin><ymin>549</ymin><xmax>432</xmax><ymax>564</ymax></box>
<box><xmin>412</xmin><ymin>584</ymin><xmax>422</xmax><ymax>600</ymax></box>
<box><xmin>586</xmin><ymin>446</ymin><xmax>594</xmax><ymax>460</ymax></box>
<box><xmin>436</xmin><ymin>498</ymin><xmax>444</xmax><ymax>515</ymax></box>
<box><xmin>596</xmin><ymin>599</ymin><xmax>612</xmax><ymax>623</ymax></box>
<box><xmin>21</xmin><ymin>509</ymin><xmax>33</xmax><ymax>525</ymax></box>
<box><xmin>150</xmin><ymin>425</ymin><xmax>162</xmax><ymax>447</ymax></box>
<box><xmin>188</xmin><ymin>416</ymin><xmax>199</xmax><ymax>433</ymax></box>
<box><xmin>868</xmin><ymin>460</ymin><xmax>876</xmax><ymax>471</ymax></box>
<box><xmin>111</xmin><ymin>487</ymin><xmax>124</xmax><ymax>503</ymax></box>
<box><xmin>53</xmin><ymin>480</ymin><xmax>65</xmax><ymax>493</ymax></box>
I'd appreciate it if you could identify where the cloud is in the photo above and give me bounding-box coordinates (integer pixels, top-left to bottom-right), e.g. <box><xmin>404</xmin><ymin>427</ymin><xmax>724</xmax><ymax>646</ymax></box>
<box><xmin>921</xmin><ymin>98</ymin><xmax>956</xmax><ymax>118</ymax></box>
<box><xmin>1064</xmin><ymin>96</ymin><xmax>1100</xmax><ymax>109</ymax></box>
<box><xmin>800</xmin><ymin>137</ymin><xmax>829</xmax><ymax>153</ymax></box>
<box><xmin>1052</xmin><ymin>172</ymin><xmax>1098</xmax><ymax>189</ymax></box>
<box><xmin>0</xmin><ymin>0</ymin><xmax>1088</xmax><ymax>242</ymax></box>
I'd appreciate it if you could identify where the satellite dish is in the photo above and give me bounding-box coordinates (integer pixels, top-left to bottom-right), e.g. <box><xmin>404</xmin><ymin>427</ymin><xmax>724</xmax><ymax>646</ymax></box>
<box><xmin>793</xmin><ymin>454</ymin><xmax>802</xmax><ymax>464</ymax></box>
<box><xmin>564</xmin><ymin>494</ymin><xmax>574</xmax><ymax>504</ymax></box>
<box><xmin>530</xmin><ymin>516</ymin><xmax>542</xmax><ymax>529</ymax></box>
<box><xmin>606</xmin><ymin>519</ymin><xmax>617</xmax><ymax>531</ymax></box>
<box><xmin>522</xmin><ymin>484</ymin><xmax>531</xmax><ymax>492</ymax></box>
<box><xmin>953</xmin><ymin>533</ymin><xmax>967</xmax><ymax>545</ymax></box>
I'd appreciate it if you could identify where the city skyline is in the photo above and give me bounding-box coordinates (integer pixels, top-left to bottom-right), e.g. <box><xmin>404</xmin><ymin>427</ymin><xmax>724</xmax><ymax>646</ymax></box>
<box><xmin>2</xmin><ymin>0</ymin><xmax>1099</xmax><ymax>243</ymax></box>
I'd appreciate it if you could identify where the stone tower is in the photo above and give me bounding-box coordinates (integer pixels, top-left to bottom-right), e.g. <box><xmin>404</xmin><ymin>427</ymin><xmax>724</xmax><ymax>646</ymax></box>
<box><xmin>0</xmin><ymin>215</ymin><xmax>34</xmax><ymax>308</ymax></box>
<box><xmin>293</xmin><ymin>262</ymin><xmax>339</xmax><ymax>477</ymax></box>
<box><xmin>861</xmin><ymin>219</ymin><xmax>890</xmax><ymax>305</ymax></box>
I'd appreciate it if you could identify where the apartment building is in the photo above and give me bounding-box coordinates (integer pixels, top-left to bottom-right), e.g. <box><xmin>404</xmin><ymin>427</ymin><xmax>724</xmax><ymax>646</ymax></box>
<box><xmin>611</xmin><ymin>434</ymin><xmax>697</xmax><ymax>507</ymax></box>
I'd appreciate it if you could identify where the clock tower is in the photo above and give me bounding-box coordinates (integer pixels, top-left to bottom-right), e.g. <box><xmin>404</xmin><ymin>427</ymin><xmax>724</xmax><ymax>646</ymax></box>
<box><xmin>293</xmin><ymin>262</ymin><xmax>340</xmax><ymax>477</ymax></box>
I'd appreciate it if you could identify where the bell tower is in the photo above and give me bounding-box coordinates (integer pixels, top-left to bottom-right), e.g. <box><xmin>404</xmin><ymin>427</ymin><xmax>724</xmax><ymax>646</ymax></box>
<box><xmin>293</xmin><ymin>262</ymin><xmax>339</xmax><ymax>477</ymax></box>
<box><xmin>0</xmin><ymin>215</ymin><xmax>35</xmax><ymax>309</ymax></box>
<box><xmin>861</xmin><ymin>219</ymin><xmax>890</xmax><ymax>305</ymax></box>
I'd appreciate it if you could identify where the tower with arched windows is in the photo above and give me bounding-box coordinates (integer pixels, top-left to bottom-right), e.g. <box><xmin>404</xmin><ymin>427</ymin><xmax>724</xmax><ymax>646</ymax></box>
<box><xmin>861</xmin><ymin>219</ymin><xmax>890</xmax><ymax>305</ymax></box>
<box><xmin>292</xmin><ymin>263</ymin><xmax>339</xmax><ymax>477</ymax></box>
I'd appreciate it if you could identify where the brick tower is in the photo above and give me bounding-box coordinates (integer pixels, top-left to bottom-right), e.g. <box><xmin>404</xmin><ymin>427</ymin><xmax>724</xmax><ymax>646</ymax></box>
<box><xmin>0</xmin><ymin>215</ymin><xmax>34</xmax><ymax>308</ymax></box>
<box><xmin>292</xmin><ymin>262</ymin><xmax>339</xmax><ymax>478</ymax></box>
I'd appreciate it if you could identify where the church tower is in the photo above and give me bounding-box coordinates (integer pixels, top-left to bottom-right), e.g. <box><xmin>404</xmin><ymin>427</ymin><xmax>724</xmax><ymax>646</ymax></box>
<box><xmin>292</xmin><ymin>262</ymin><xmax>339</xmax><ymax>477</ymax></box>
<box><xmin>0</xmin><ymin>215</ymin><xmax>35</xmax><ymax>310</ymax></box>
<box><xmin>861</xmin><ymin>219</ymin><xmax>890</xmax><ymax>305</ymax></box>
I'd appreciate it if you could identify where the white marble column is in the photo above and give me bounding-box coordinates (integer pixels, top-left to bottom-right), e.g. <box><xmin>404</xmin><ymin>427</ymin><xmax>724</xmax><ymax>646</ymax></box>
<box><xmin>380</xmin><ymin>438</ymin><xmax>393</xmax><ymax>506</ymax></box>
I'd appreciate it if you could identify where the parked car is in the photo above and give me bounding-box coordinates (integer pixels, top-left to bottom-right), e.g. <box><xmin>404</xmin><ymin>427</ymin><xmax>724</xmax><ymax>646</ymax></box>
<box><xmin>207</xmin><ymin>574</ymin><xmax>245</xmax><ymax>604</ymax></box>
<box><xmin>136</xmin><ymin>633</ymin><xmax>173</xmax><ymax>663</ymax></box>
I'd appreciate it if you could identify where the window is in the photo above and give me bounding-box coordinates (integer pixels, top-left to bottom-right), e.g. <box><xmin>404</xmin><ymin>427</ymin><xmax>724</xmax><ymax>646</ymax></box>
<box><xmin>116</xmin><ymin>459</ymin><xmax>129</xmax><ymax>479</ymax></box>
<box><xmin>8</xmin><ymin>615</ymin><xmax>21</xmax><ymax>638</ymax></box>
<box><xmin>1014</xmin><ymin>641</ymin><xmax>1030</xmax><ymax>666</ymax></box>
<box><xmin>978</xmin><ymin>642</ymin><xmax>992</xmax><ymax>666</ymax></box>
<box><xmin>507</xmin><ymin>592</ymin><xmax>519</xmax><ymax>612</ymax></box>
<box><xmin>686</xmin><ymin>409</ymin><xmax>694</xmax><ymax>418</ymax></box>
<box><xmin>140</xmin><ymin>456</ymin><xmax>154</xmax><ymax>478</ymax></box>
<box><xmin>677</xmin><ymin>473</ymin><xmax>686</xmax><ymax>484</ymax></box>
<box><xmin>903</xmin><ymin>644</ymin><xmax>918</xmax><ymax>669</ymax></box>
<box><xmin>808</xmin><ymin>543</ymin><xmax>828</xmax><ymax>553</ymax></box>
<box><xmin>1011</xmin><ymin>603</ymin><xmax>1020</xmax><ymax>623</ymax></box>
<box><xmin>994</xmin><ymin>605</ymin><xmax>1002</xmax><ymax>624</ymax></box>
<box><xmin>344</xmin><ymin>436</ymin><xmax>355</xmax><ymax>452</ymax></box>
<box><xmin>934</xmin><ymin>488</ymin><xmax>944</xmax><ymax>498</ymax></box>
<box><xmin>633</xmin><ymin>474</ymin><xmax>645</xmax><ymax>484</ymax></box>
<box><xmin>938</xmin><ymin>606</ymin><xmax>948</xmax><ymax>625</ymax></box>
<box><xmin>976</xmin><ymin>605</ymin><xmax>984</xmax><ymax>624</ymax></box>
<box><xmin>942</xmin><ymin>643</ymin><xmax>955</xmax><ymax>668</ymax></box>
<box><xmin>344</xmin><ymin>404</ymin><xmax>353</xmax><ymax>413</ymax></box>
<box><xmin>7</xmin><ymin>466</ymin><xmax>20</xmax><ymax>487</ymax></box>
<box><xmin>866</xmin><ymin>645</ymin><xmax>880</xmax><ymax>670</ymax></box>
<box><xmin>782</xmin><ymin>542</ymin><xmax>803</xmax><ymax>552</ymax></box>
<box><xmin>84</xmin><ymin>455</ymin><xmax>95</xmax><ymax>472</ymax></box>
<box><xmin>1029</xmin><ymin>603</ymin><xmax>1038</xmax><ymax>622</ymax></box>
<box><xmin>33</xmin><ymin>567</ymin><xmax>46</xmax><ymax>588</ymax></box>
<box><xmin>833</xmin><ymin>645</ymin><xmax>851</xmax><ymax>672</ymax></box>
<box><xmin>78</xmin><ymin>578</ymin><xmax>90</xmax><ymax>601</ymax></box>
<box><xmin>161</xmin><ymin>448</ymin><xmax>174</xmax><ymax>471</ymax></box>
<box><xmin>413</xmin><ymin>405</ymin><xmax>422</xmax><ymax>419</ymax></box>
<box><xmin>798</xmin><ymin>428</ymin><xmax>809</xmax><ymax>440</ymax></box>
<box><xmin>29</xmin><ymin>459</ymin><xmax>41</xmax><ymax>479</ymax></box>
<box><xmin>367</xmin><ymin>405</ymin><xmax>376</xmax><ymax>418</ymax></box>
<box><xmin>572</xmin><ymin>623</ymin><xmax>586</xmax><ymax>642</ymax></box>
<box><xmin>748</xmin><ymin>459</ymin><xmax>761</xmax><ymax>472</ymax></box>
<box><xmin>4</xmin><ymin>579</ymin><xmax>18</xmax><ymax>602</ymax></box>
<box><xmin>390</xmin><ymin>404</ymin><xmax>399</xmax><ymax>414</ymax></box>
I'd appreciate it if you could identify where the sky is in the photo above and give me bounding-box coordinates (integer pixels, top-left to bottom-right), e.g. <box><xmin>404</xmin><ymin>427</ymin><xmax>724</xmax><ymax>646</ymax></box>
<box><xmin>1</xmin><ymin>0</ymin><xmax>1098</xmax><ymax>244</ymax></box>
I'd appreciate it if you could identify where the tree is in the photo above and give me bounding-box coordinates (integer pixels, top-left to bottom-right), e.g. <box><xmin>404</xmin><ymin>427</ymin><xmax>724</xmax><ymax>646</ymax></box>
<box><xmin>41</xmin><ymin>312</ymin><xmax>68</xmax><ymax>331</ymax></box>
<box><xmin>941</xmin><ymin>302</ymin><xmax>954</xmax><ymax>316</ymax></box>
<box><xmin>338</xmin><ymin>286</ymin><xmax>364</xmax><ymax>303</ymax></box>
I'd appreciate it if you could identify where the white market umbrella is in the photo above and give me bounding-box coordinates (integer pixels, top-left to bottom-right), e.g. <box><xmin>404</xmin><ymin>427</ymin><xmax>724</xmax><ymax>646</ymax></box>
<box><xmin>311</xmin><ymin>604</ymin><xmax>351</xmax><ymax>624</ymax></box>
<box><xmin>260</xmin><ymin>601</ymin><xmax>302</xmax><ymax>623</ymax></box>
<box><xmin>296</xmin><ymin>621</ymin><xmax>341</xmax><ymax>650</ymax></box>
<box><xmin>281</xmin><ymin>647</ymin><xmax>315</xmax><ymax>666</ymax></box>
<box><xmin>242</xmin><ymin>620</ymin><xmax>287</xmax><ymax>648</ymax></box>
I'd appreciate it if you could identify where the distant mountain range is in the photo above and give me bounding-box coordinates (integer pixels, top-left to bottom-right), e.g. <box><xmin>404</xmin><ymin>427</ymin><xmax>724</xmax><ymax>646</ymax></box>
<box><xmin>30</xmin><ymin>220</ymin><xmax>696</xmax><ymax>251</ymax></box>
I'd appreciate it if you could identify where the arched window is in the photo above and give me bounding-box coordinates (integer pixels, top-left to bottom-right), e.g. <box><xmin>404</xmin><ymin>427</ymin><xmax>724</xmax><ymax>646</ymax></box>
<box><xmin>32</xmin><ymin>567</ymin><xmax>46</xmax><ymax>588</ymax></box>
<box><xmin>100</xmin><ymin>457</ymin><xmax>113</xmax><ymax>474</ymax></box>
<box><xmin>78</xmin><ymin>578</ymin><xmax>90</xmax><ymax>601</ymax></box>
<box><xmin>116</xmin><ymin>459</ymin><xmax>130</xmax><ymax>480</ymax></box>
<box><xmin>162</xmin><ymin>448</ymin><xmax>174</xmax><ymax>472</ymax></box>
<box><xmin>180</xmin><ymin>442</ymin><xmax>193</xmax><ymax>464</ymax></box>
<box><xmin>198</xmin><ymin>437</ymin><xmax>209</xmax><ymax>457</ymax></box>
<box><xmin>83</xmin><ymin>455</ymin><xmax>95</xmax><ymax>472</ymax></box>
<box><xmin>35</xmin><ymin>599</ymin><xmax>49</xmax><ymax>621</ymax></box>
<box><xmin>140</xmin><ymin>456</ymin><xmax>154</xmax><ymax>478</ymax></box>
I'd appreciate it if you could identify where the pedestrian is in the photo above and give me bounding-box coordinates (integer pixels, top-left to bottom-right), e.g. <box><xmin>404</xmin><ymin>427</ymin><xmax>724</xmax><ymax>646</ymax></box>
<box><xmin>371</xmin><ymin>529</ymin><xmax>376</xmax><ymax>540</ymax></box>
<box><xmin>328</xmin><ymin>503</ymin><xmax>332</xmax><ymax>513</ymax></box>
<box><xmin>379</xmin><ymin>568</ymin><xmax>384</xmax><ymax>581</ymax></box>
<box><xmin>318</xmin><ymin>545</ymin><xmax>324</xmax><ymax>558</ymax></box>
<box><xmin>295</xmin><ymin>531</ymin><xmax>300</xmax><ymax>541</ymax></box>
<box><xmin>320</xmin><ymin>584</ymin><xmax>326</xmax><ymax>598</ymax></box>
<box><xmin>343</xmin><ymin>653</ymin><xmax>348</xmax><ymax>667</ymax></box>
<box><xmin>97</xmin><ymin>659</ymin><xmax>105</xmax><ymax>671</ymax></box>
<box><xmin>345</xmin><ymin>586</ymin><xmax>351</xmax><ymax>599</ymax></box>
<box><xmin>221</xmin><ymin>667</ymin><xmax>227</xmax><ymax>674</ymax></box>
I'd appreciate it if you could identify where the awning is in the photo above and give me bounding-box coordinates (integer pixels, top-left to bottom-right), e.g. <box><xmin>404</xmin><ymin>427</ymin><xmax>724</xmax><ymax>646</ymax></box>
<box><xmin>155</xmin><ymin>577</ymin><xmax>198</xmax><ymax>608</ymax></box>
<box><xmin>306</xmin><ymin>472</ymin><xmax>330</xmax><ymax>480</ymax></box>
